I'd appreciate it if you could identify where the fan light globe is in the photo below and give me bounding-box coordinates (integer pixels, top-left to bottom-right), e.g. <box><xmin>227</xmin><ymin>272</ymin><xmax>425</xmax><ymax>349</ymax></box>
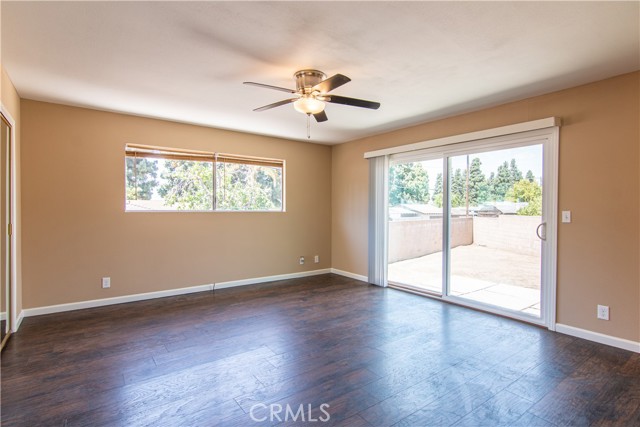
<box><xmin>294</xmin><ymin>96</ymin><xmax>325</xmax><ymax>115</ymax></box>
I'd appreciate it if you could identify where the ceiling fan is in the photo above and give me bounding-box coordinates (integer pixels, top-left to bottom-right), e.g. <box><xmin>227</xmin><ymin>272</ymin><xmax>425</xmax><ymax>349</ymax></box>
<box><xmin>243</xmin><ymin>69</ymin><xmax>380</xmax><ymax>129</ymax></box>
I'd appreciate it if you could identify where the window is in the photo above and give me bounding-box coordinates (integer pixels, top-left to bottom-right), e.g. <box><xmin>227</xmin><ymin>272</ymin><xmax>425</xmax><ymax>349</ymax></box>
<box><xmin>125</xmin><ymin>144</ymin><xmax>284</xmax><ymax>212</ymax></box>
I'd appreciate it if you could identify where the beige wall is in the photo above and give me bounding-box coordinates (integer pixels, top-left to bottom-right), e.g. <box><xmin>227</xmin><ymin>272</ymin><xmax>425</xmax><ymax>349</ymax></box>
<box><xmin>332</xmin><ymin>72</ymin><xmax>640</xmax><ymax>342</ymax></box>
<box><xmin>1</xmin><ymin>65</ymin><xmax>22</xmax><ymax>318</ymax></box>
<box><xmin>21</xmin><ymin>100</ymin><xmax>332</xmax><ymax>308</ymax></box>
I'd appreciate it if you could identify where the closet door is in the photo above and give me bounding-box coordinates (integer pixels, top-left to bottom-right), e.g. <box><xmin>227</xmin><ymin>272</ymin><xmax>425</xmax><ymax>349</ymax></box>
<box><xmin>1</xmin><ymin>113</ymin><xmax>12</xmax><ymax>350</ymax></box>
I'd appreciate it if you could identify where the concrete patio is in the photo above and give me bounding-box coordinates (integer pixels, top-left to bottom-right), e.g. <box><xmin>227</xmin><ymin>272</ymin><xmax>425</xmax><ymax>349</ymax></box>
<box><xmin>388</xmin><ymin>244</ymin><xmax>541</xmax><ymax>316</ymax></box>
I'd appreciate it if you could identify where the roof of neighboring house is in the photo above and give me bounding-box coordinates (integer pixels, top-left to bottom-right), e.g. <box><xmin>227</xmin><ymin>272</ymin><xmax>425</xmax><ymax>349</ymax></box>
<box><xmin>479</xmin><ymin>202</ymin><xmax>530</xmax><ymax>215</ymax></box>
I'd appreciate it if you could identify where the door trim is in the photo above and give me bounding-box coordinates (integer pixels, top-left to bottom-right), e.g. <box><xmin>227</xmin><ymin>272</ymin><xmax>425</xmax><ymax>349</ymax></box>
<box><xmin>365</xmin><ymin>117</ymin><xmax>560</xmax><ymax>159</ymax></box>
<box><xmin>1</xmin><ymin>104</ymin><xmax>17</xmax><ymax>336</ymax></box>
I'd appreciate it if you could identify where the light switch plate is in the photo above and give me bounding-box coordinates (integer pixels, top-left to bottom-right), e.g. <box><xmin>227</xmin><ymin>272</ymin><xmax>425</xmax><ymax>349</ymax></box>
<box><xmin>562</xmin><ymin>211</ymin><xmax>571</xmax><ymax>223</ymax></box>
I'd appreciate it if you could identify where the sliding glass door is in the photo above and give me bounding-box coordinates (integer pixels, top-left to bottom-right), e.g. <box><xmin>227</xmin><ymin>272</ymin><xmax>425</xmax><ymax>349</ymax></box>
<box><xmin>387</xmin><ymin>157</ymin><xmax>444</xmax><ymax>294</ymax></box>
<box><xmin>384</xmin><ymin>129</ymin><xmax>557</xmax><ymax>326</ymax></box>
<box><xmin>447</xmin><ymin>145</ymin><xmax>543</xmax><ymax>317</ymax></box>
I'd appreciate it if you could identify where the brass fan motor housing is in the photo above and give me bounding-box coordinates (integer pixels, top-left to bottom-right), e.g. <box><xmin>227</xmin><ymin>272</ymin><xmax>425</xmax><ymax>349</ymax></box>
<box><xmin>294</xmin><ymin>69</ymin><xmax>327</xmax><ymax>94</ymax></box>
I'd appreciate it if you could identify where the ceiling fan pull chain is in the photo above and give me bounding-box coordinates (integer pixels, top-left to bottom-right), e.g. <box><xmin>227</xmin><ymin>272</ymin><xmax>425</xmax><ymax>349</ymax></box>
<box><xmin>307</xmin><ymin>113</ymin><xmax>311</xmax><ymax>139</ymax></box>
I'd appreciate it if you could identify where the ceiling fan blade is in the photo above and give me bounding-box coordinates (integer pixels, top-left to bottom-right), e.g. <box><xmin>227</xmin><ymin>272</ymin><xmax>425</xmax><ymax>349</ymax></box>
<box><xmin>325</xmin><ymin>95</ymin><xmax>380</xmax><ymax>110</ymax></box>
<box><xmin>243</xmin><ymin>82</ymin><xmax>296</xmax><ymax>94</ymax></box>
<box><xmin>312</xmin><ymin>74</ymin><xmax>351</xmax><ymax>93</ymax></box>
<box><xmin>314</xmin><ymin>110</ymin><xmax>328</xmax><ymax>123</ymax></box>
<box><xmin>253</xmin><ymin>98</ymin><xmax>298</xmax><ymax>112</ymax></box>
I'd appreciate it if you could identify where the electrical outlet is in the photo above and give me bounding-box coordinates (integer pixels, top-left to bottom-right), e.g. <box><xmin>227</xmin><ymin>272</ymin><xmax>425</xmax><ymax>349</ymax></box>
<box><xmin>102</xmin><ymin>277</ymin><xmax>111</xmax><ymax>289</ymax></box>
<box><xmin>314</xmin><ymin>255</ymin><xmax>319</xmax><ymax>263</ymax></box>
<box><xmin>299</xmin><ymin>256</ymin><xmax>305</xmax><ymax>265</ymax></box>
<box><xmin>597</xmin><ymin>305</ymin><xmax>609</xmax><ymax>320</ymax></box>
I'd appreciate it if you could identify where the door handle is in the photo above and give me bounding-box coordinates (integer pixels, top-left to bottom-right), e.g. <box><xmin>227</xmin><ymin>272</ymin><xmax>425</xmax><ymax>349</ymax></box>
<box><xmin>536</xmin><ymin>222</ymin><xmax>546</xmax><ymax>241</ymax></box>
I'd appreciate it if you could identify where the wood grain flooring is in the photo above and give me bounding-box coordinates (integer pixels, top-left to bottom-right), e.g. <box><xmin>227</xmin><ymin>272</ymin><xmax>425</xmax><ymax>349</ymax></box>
<box><xmin>1</xmin><ymin>274</ymin><xmax>638</xmax><ymax>426</ymax></box>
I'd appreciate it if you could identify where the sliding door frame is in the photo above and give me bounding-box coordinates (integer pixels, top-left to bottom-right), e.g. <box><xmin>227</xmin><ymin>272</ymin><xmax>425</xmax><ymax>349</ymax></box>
<box><xmin>376</xmin><ymin>124</ymin><xmax>559</xmax><ymax>329</ymax></box>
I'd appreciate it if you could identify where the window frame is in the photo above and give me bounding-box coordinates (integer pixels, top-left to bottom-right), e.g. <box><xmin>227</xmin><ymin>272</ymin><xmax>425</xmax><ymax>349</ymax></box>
<box><xmin>125</xmin><ymin>144</ymin><xmax>286</xmax><ymax>213</ymax></box>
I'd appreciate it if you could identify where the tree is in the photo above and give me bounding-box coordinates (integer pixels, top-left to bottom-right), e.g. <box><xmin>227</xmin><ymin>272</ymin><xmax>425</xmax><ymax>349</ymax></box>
<box><xmin>468</xmin><ymin>157</ymin><xmax>489</xmax><ymax>205</ymax></box>
<box><xmin>126</xmin><ymin>158</ymin><xmax>158</xmax><ymax>200</ymax></box>
<box><xmin>255</xmin><ymin>167</ymin><xmax>283</xmax><ymax>208</ymax></box>
<box><xmin>486</xmin><ymin>171</ymin><xmax>496</xmax><ymax>201</ymax></box>
<box><xmin>158</xmin><ymin>160</ymin><xmax>282</xmax><ymax>211</ymax></box>
<box><xmin>158</xmin><ymin>160</ymin><xmax>214</xmax><ymax>210</ymax></box>
<box><xmin>518</xmin><ymin>197</ymin><xmax>542</xmax><ymax>216</ymax></box>
<box><xmin>389</xmin><ymin>163</ymin><xmax>429</xmax><ymax>206</ymax></box>
<box><xmin>526</xmin><ymin>170</ymin><xmax>535</xmax><ymax>182</ymax></box>
<box><xmin>506</xmin><ymin>179</ymin><xmax>542</xmax><ymax>216</ymax></box>
<box><xmin>432</xmin><ymin>173</ymin><xmax>443</xmax><ymax>207</ymax></box>
<box><xmin>216</xmin><ymin>163</ymin><xmax>281</xmax><ymax>210</ymax></box>
<box><xmin>450</xmin><ymin>193</ymin><xmax>465</xmax><ymax>208</ymax></box>
<box><xmin>450</xmin><ymin>168</ymin><xmax>466</xmax><ymax>208</ymax></box>
<box><xmin>510</xmin><ymin>158</ymin><xmax>523</xmax><ymax>183</ymax></box>
<box><xmin>492</xmin><ymin>161</ymin><xmax>512</xmax><ymax>201</ymax></box>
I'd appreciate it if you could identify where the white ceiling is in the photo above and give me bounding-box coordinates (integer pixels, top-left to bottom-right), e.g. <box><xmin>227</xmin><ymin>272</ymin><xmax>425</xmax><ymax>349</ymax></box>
<box><xmin>2</xmin><ymin>1</ymin><xmax>639</xmax><ymax>144</ymax></box>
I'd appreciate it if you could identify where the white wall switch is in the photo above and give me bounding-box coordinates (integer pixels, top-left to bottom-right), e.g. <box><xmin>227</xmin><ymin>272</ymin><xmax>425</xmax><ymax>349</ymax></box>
<box><xmin>597</xmin><ymin>304</ymin><xmax>609</xmax><ymax>320</ymax></box>
<box><xmin>102</xmin><ymin>277</ymin><xmax>111</xmax><ymax>289</ymax></box>
<box><xmin>314</xmin><ymin>255</ymin><xmax>319</xmax><ymax>263</ymax></box>
<box><xmin>299</xmin><ymin>256</ymin><xmax>305</xmax><ymax>265</ymax></box>
<box><xmin>562</xmin><ymin>211</ymin><xmax>571</xmax><ymax>223</ymax></box>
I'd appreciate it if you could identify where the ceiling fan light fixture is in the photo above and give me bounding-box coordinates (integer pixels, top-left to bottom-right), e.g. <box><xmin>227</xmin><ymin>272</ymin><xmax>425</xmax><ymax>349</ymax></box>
<box><xmin>293</xmin><ymin>96</ymin><xmax>325</xmax><ymax>115</ymax></box>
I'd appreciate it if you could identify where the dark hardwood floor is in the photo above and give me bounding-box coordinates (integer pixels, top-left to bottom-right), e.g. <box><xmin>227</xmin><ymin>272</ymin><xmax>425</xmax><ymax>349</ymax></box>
<box><xmin>1</xmin><ymin>274</ymin><xmax>638</xmax><ymax>426</ymax></box>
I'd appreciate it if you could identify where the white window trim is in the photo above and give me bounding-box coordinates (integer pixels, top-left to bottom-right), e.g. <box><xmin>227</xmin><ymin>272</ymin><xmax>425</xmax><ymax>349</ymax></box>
<box><xmin>365</xmin><ymin>117</ymin><xmax>560</xmax><ymax>159</ymax></box>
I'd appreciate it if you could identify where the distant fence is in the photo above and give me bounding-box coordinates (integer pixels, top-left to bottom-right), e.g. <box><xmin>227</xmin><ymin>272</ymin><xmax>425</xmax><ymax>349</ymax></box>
<box><xmin>388</xmin><ymin>217</ymin><xmax>472</xmax><ymax>263</ymax></box>
<box><xmin>388</xmin><ymin>215</ymin><xmax>541</xmax><ymax>263</ymax></box>
<box><xmin>473</xmin><ymin>215</ymin><xmax>541</xmax><ymax>256</ymax></box>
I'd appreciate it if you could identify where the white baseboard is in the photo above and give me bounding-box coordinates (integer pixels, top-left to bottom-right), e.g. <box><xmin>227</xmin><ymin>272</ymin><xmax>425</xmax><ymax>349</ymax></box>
<box><xmin>23</xmin><ymin>283</ymin><xmax>215</xmax><ymax>317</ymax></box>
<box><xmin>555</xmin><ymin>323</ymin><xmax>640</xmax><ymax>353</ymax></box>
<box><xmin>330</xmin><ymin>268</ymin><xmax>368</xmax><ymax>283</ymax></box>
<box><xmin>214</xmin><ymin>269</ymin><xmax>331</xmax><ymax>289</ymax></box>
<box><xmin>20</xmin><ymin>269</ymin><xmax>333</xmax><ymax>318</ymax></box>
